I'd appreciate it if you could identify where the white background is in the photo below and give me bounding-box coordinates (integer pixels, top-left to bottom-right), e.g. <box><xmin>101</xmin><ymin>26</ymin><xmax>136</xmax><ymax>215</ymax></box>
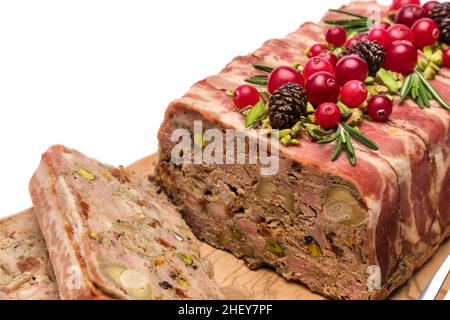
<box><xmin>0</xmin><ymin>0</ymin><xmax>391</xmax><ymax>216</ymax></box>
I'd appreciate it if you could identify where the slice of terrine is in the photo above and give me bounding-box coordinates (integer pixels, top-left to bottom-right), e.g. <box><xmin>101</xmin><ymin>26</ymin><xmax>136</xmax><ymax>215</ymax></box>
<box><xmin>29</xmin><ymin>145</ymin><xmax>223</xmax><ymax>300</ymax></box>
<box><xmin>0</xmin><ymin>209</ymin><xmax>59</xmax><ymax>300</ymax></box>
<box><xmin>155</xmin><ymin>1</ymin><xmax>450</xmax><ymax>299</ymax></box>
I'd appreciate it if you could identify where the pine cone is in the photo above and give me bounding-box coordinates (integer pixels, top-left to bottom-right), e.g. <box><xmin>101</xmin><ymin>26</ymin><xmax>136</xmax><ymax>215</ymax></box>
<box><xmin>343</xmin><ymin>40</ymin><xmax>385</xmax><ymax>76</ymax></box>
<box><xmin>269</xmin><ymin>82</ymin><xmax>307</xmax><ymax>129</ymax></box>
<box><xmin>431</xmin><ymin>2</ymin><xmax>450</xmax><ymax>44</ymax></box>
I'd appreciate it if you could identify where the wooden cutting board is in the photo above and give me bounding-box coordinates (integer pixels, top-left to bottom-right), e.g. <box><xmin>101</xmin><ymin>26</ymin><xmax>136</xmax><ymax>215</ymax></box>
<box><xmin>128</xmin><ymin>155</ymin><xmax>449</xmax><ymax>300</ymax></box>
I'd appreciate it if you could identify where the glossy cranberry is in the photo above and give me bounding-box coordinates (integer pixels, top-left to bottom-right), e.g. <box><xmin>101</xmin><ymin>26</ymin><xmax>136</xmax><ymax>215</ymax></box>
<box><xmin>267</xmin><ymin>66</ymin><xmax>305</xmax><ymax>94</ymax></box>
<box><xmin>345</xmin><ymin>37</ymin><xmax>360</xmax><ymax>48</ymax></box>
<box><xmin>395</xmin><ymin>4</ymin><xmax>426</xmax><ymax>27</ymax></box>
<box><xmin>422</xmin><ymin>1</ymin><xmax>439</xmax><ymax>17</ymax></box>
<box><xmin>315</xmin><ymin>103</ymin><xmax>342</xmax><ymax>129</ymax></box>
<box><xmin>305</xmin><ymin>72</ymin><xmax>340</xmax><ymax>107</ymax></box>
<box><xmin>411</xmin><ymin>18</ymin><xmax>440</xmax><ymax>48</ymax></box>
<box><xmin>384</xmin><ymin>40</ymin><xmax>418</xmax><ymax>74</ymax></box>
<box><xmin>368</xmin><ymin>28</ymin><xmax>393</xmax><ymax>49</ymax></box>
<box><xmin>367</xmin><ymin>95</ymin><xmax>393</xmax><ymax>122</ymax></box>
<box><xmin>372</xmin><ymin>21</ymin><xmax>391</xmax><ymax>30</ymax></box>
<box><xmin>443</xmin><ymin>48</ymin><xmax>450</xmax><ymax>68</ymax></box>
<box><xmin>303</xmin><ymin>56</ymin><xmax>335</xmax><ymax>81</ymax></box>
<box><xmin>308</xmin><ymin>43</ymin><xmax>328</xmax><ymax>58</ymax></box>
<box><xmin>387</xmin><ymin>24</ymin><xmax>415</xmax><ymax>43</ymax></box>
<box><xmin>232</xmin><ymin>84</ymin><xmax>260</xmax><ymax>108</ymax></box>
<box><xmin>389</xmin><ymin>0</ymin><xmax>421</xmax><ymax>12</ymax></box>
<box><xmin>335</xmin><ymin>55</ymin><xmax>369</xmax><ymax>85</ymax></box>
<box><xmin>326</xmin><ymin>26</ymin><xmax>347</xmax><ymax>47</ymax></box>
<box><xmin>340</xmin><ymin>80</ymin><xmax>368</xmax><ymax>108</ymax></box>
<box><xmin>318</xmin><ymin>50</ymin><xmax>338</xmax><ymax>67</ymax></box>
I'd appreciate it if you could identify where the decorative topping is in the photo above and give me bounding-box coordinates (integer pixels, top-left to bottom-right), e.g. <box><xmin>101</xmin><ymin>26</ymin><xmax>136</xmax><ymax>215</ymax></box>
<box><xmin>443</xmin><ymin>47</ymin><xmax>450</xmax><ymax>67</ymax></box>
<box><xmin>77</xmin><ymin>168</ymin><xmax>95</xmax><ymax>181</ymax></box>
<box><xmin>266</xmin><ymin>66</ymin><xmax>305</xmax><ymax>94</ymax></box>
<box><xmin>244</xmin><ymin>64</ymin><xmax>273</xmax><ymax>85</ymax></box>
<box><xmin>315</xmin><ymin>103</ymin><xmax>341</xmax><ymax>129</ymax></box>
<box><xmin>384</xmin><ymin>40</ymin><xmax>418</xmax><ymax>75</ymax></box>
<box><xmin>387</xmin><ymin>24</ymin><xmax>415</xmax><ymax>43</ymax></box>
<box><xmin>395</xmin><ymin>4</ymin><xmax>426</xmax><ymax>27</ymax></box>
<box><xmin>265</xmin><ymin>239</ymin><xmax>284</xmax><ymax>256</ymax></box>
<box><xmin>418</xmin><ymin>46</ymin><xmax>443</xmax><ymax>80</ymax></box>
<box><xmin>400</xmin><ymin>70</ymin><xmax>450</xmax><ymax>109</ymax></box>
<box><xmin>367</xmin><ymin>95</ymin><xmax>394</xmax><ymax>122</ymax></box>
<box><xmin>423</xmin><ymin>1</ymin><xmax>440</xmax><ymax>17</ymax></box>
<box><xmin>335</xmin><ymin>55</ymin><xmax>369</xmax><ymax>85</ymax></box>
<box><xmin>430</xmin><ymin>2</ymin><xmax>450</xmax><ymax>44</ymax></box>
<box><xmin>269</xmin><ymin>82</ymin><xmax>307</xmax><ymax>129</ymax></box>
<box><xmin>318</xmin><ymin>121</ymin><xmax>378</xmax><ymax>166</ymax></box>
<box><xmin>232</xmin><ymin>84</ymin><xmax>260</xmax><ymax>109</ymax></box>
<box><xmin>303</xmin><ymin>57</ymin><xmax>335</xmax><ymax>80</ymax></box>
<box><xmin>245</xmin><ymin>99</ymin><xmax>265</xmax><ymax>129</ymax></box>
<box><xmin>326</xmin><ymin>25</ymin><xmax>347</xmax><ymax>47</ymax></box>
<box><xmin>306</xmin><ymin>72</ymin><xmax>340</xmax><ymax>107</ymax></box>
<box><xmin>308</xmin><ymin>43</ymin><xmax>328</xmax><ymax>58</ymax></box>
<box><xmin>340</xmin><ymin>80</ymin><xmax>368</xmax><ymax>108</ymax></box>
<box><xmin>177</xmin><ymin>252</ymin><xmax>193</xmax><ymax>266</ymax></box>
<box><xmin>390</xmin><ymin>0</ymin><xmax>421</xmax><ymax>13</ymax></box>
<box><xmin>324</xmin><ymin>9</ymin><xmax>371</xmax><ymax>33</ymax></box>
<box><xmin>411</xmin><ymin>18</ymin><xmax>440</xmax><ymax>48</ymax></box>
<box><xmin>367</xmin><ymin>28</ymin><xmax>392</xmax><ymax>49</ymax></box>
<box><xmin>317</xmin><ymin>50</ymin><xmax>338</xmax><ymax>67</ymax></box>
<box><xmin>341</xmin><ymin>41</ymin><xmax>385</xmax><ymax>77</ymax></box>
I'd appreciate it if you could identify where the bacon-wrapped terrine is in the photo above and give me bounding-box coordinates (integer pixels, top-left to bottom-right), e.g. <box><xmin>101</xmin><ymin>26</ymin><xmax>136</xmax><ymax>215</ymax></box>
<box><xmin>156</xmin><ymin>1</ymin><xmax>450</xmax><ymax>299</ymax></box>
<box><xmin>0</xmin><ymin>210</ymin><xmax>59</xmax><ymax>300</ymax></box>
<box><xmin>29</xmin><ymin>145</ymin><xmax>223</xmax><ymax>300</ymax></box>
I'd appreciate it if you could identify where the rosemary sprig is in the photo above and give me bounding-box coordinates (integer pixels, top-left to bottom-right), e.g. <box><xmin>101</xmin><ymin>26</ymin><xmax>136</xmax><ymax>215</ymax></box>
<box><xmin>318</xmin><ymin>122</ymin><xmax>378</xmax><ymax>166</ymax></box>
<box><xmin>244</xmin><ymin>64</ymin><xmax>273</xmax><ymax>85</ymax></box>
<box><xmin>324</xmin><ymin>9</ymin><xmax>371</xmax><ymax>33</ymax></box>
<box><xmin>400</xmin><ymin>70</ymin><xmax>450</xmax><ymax>110</ymax></box>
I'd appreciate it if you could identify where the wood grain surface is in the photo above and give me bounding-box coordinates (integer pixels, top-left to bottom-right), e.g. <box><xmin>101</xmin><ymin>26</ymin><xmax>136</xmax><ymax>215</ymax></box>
<box><xmin>127</xmin><ymin>155</ymin><xmax>449</xmax><ymax>300</ymax></box>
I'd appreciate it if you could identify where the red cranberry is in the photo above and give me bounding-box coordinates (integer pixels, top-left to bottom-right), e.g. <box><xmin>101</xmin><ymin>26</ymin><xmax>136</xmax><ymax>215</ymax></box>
<box><xmin>335</xmin><ymin>55</ymin><xmax>369</xmax><ymax>85</ymax></box>
<box><xmin>443</xmin><ymin>48</ymin><xmax>450</xmax><ymax>68</ymax></box>
<box><xmin>372</xmin><ymin>21</ymin><xmax>391</xmax><ymax>30</ymax></box>
<box><xmin>340</xmin><ymin>80</ymin><xmax>368</xmax><ymax>108</ymax></box>
<box><xmin>303</xmin><ymin>57</ymin><xmax>335</xmax><ymax>81</ymax></box>
<box><xmin>389</xmin><ymin>0</ymin><xmax>421</xmax><ymax>12</ymax></box>
<box><xmin>345</xmin><ymin>37</ymin><xmax>361</xmax><ymax>48</ymax></box>
<box><xmin>315</xmin><ymin>103</ymin><xmax>342</xmax><ymax>129</ymax></box>
<box><xmin>387</xmin><ymin>24</ymin><xmax>415</xmax><ymax>43</ymax></box>
<box><xmin>233</xmin><ymin>84</ymin><xmax>260</xmax><ymax>108</ymax></box>
<box><xmin>318</xmin><ymin>50</ymin><xmax>338</xmax><ymax>67</ymax></box>
<box><xmin>326</xmin><ymin>26</ymin><xmax>347</xmax><ymax>47</ymax></box>
<box><xmin>384</xmin><ymin>40</ymin><xmax>418</xmax><ymax>74</ymax></box>
<box><xmin>267</xmin><ymin>66</ymin><xmax>305</xmax><ymax>94</ymax></box>
<box><xmin>423</xmin><ymin>1</ymin><xmax>439</xmax><ymax>17</ymax></box>
<box><xmin>411</xmin><ymin>18</ymin><xmax>440</xmax><ymax>48</ymax></box>
<box><xmin>305</xmin><ymin>72</ymin><xmax>340</xmax><ymax>107</ymax></box>
<box><xmin>308</xmin><ymin>44</ymin><xmax>328</xmax><ymax>58</ymax></box>
<box><xmin>395</xmin><ymin>4</ymin><xmax>426</xmax><ymax>28</ymax></box>
<box><xmin>367</xmin><ymin>95</ymin><xmax>393</xmax><ymax>122</ymax></box>
<box><xmin>368</xmin><ymin>28</ymin><xmax>393</xmax><ymax>49</ymax></box>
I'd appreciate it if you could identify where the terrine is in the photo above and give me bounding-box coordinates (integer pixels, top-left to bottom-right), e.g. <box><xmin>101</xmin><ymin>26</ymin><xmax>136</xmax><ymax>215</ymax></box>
<box><xmin>29</xmin><ymin>145</ymin><xmax>223</xmax><ymax>300</ymax></box>
<box><xmin>0</xmin><ymin>210</ymin><xmax>59</xmax><ymax>300</ymax></box>
<box><xmin>156</xmin><ymin>1</ymin><xmax>450</xmax><ymax>299</ymax></box>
